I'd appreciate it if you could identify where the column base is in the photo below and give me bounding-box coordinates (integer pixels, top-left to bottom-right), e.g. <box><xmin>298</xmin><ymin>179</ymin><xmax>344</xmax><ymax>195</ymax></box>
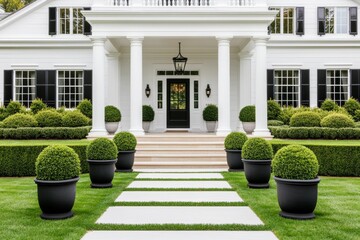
<box><xmin>87</xmin><ymin>129</ymin><xmax>109</xmax><ymax>139</ymax></box>
<box><xmin>129</xmin><ymin>129</ymin><xmax>145</xmax><ymax>136</ymax></box>
<box><xmin>253</xmin><ymin>128</ymin><xmax>272</xmax><ymax>137</ymax></box>
<box><xmin>216</xmin><ymin>129</ymin><xmax>231</xmax><ymax>136</ymax></box>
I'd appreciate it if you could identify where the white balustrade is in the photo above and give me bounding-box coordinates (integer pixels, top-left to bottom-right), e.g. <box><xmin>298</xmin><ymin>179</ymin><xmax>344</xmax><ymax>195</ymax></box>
<box><xmin>110</xmin><ymin>0</ymin><xmax>257</xmax><ymax>7</ymax></box>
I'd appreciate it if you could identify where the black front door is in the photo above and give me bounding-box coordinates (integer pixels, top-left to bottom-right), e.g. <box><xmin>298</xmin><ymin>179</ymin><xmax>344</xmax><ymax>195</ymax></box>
<box><xmin>167</xmin><ymin>79</ymin><xmax>190</xmax><ymax>128</ymax></box>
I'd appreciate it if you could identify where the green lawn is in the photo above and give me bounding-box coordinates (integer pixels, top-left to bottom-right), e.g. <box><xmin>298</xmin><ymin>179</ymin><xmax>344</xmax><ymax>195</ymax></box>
<box><xmin>223</xmin><ymin>172</ymin><xmax>360</xmax><ymax>240</ymax></box>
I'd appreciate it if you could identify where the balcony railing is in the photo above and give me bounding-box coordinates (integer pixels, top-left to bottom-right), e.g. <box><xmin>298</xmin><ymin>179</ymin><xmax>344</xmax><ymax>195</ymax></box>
<box><xmin>109</xmin><ymin>0</ymin><xmax>259</xmax><ymax>7</ymax></box>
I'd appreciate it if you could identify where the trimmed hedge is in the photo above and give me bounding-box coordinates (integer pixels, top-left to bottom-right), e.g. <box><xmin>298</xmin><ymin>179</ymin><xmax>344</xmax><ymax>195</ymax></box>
<box><xmin>242</xmin><ymin>138</ymin><xmax>273</xmax><ymax>160</ymax></box>
<box><xmin>0</xmin><ymin>127</ymin><xmax>91</xmax><ymax>140</ymax></box>
<box><xmin>224</xmin><ymin>132</ymin><xmax>248</xmax><ymax>150</ymax></box>
<box><xmin>268</xmin><ymin>120</ymin><xmax>284</xmax><ymax>126</ymax></box>
<box><xmin>0</xmin><ymin>144</ymin><xmax>89</xmax><ymax>177</ymax></box>
<box><xmin>87</xmin><ymin>138</ymin><xmax>118</xmax><ymax>160</ymax></box>
<box><xmin>267</xmin><ymin>100</ymin><xmax>281</xmax><ymax>120</ymax></box>
<box><xmin>344</xmin><ymin>98</ymin><xmax>360</xmax><ymax>116</ymax></box>
<box><xmin>113</xmin><ymin>131</ymin><xmax>137</xmax><ymax>151</ymax></box>
<box><xmin>290</xmin><ymin>112</ymin><xmax>321</xmax><ymax>127</ymax></box>
<box><xmin>105</xmin><ymin>105</ymin><xmax>121</xmax><ymax>122</ymax></box>
<box><xmin>143</xmin><ymin>105</ymin><xmax>155</xmax><ymax>122</ymax></box>
<box><xmin>77</xmin><ymin>99</ymin><xmax>93</xmax><ymax>119</ymax></box>
<box><xmin>62</xmin><ymin>111</ymin><xmax>90</xmax><ymax>127</ymax></box>
<box><xmin>239</xmin><ymin>105</ymin><xmax>255</xmax><ymax>122</ymax></box>
<box><xmin>35</xmin><ymin>110</ymin><xmax>63</xmax><ymax>127</ymax></box>
<box><xmin>203</xmin><ymin>104</ymin><xmax>218</xmax><ymax>121</ymax></box>
<box><xmin>30</xmin><ymin>98</ymin><xmax>47</xmax><ymax>114</ymax></box>
<box><xmin>321</xmin><ymin>113</ymin><xmax>355</xmax><ymax>128</ymax></box>
<box><xmin>321</xmin><ymin>99</ymin><xmax>339</xmax><ymax>111</ymax></box>
<box><xmin>3</xmin><ymin>114</ymin><xmax>38</xmax><ymax>128</ymax></box>
<box><xmin>272</xmin><ymin>143</ymin><xmax>360</xmax><ymax>177</ymax></box>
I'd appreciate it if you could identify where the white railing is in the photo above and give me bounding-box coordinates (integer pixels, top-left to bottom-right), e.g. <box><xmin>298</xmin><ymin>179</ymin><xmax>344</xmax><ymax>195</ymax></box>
<box><xmin>109</xmin><ymin>0</ymin><xmax>258</xmax><ymax>7</ymax></box>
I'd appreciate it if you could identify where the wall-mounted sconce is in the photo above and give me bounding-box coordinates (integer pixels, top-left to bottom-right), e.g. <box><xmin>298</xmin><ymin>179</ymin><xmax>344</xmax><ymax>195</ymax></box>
<box><xmin>145</xmin><ymin>84</ymin><xmax>151</xmax><ymax>98</ymax></box>
<box><xmin>206</xmin><ymin>84</ymin><xmax>211</xmax><ymax>98</ymax></box>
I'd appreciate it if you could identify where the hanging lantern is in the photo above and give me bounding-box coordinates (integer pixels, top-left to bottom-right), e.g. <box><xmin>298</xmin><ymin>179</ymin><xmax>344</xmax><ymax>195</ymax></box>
<box><xmin>173</xmin><ymin>42</ymin><xmax>188</xmax><ymax>75</ymax></box>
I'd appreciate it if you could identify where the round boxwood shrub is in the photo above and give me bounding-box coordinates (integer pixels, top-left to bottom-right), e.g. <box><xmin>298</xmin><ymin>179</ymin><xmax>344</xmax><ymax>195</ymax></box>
<box><xmin>224</xmin><ymin>132</ymin><xmax>248</xmax><ymax>150</ymax></box>
<box><xmin>239</xmin><ymin>105</ymin><xmax>255</xmax><ymax>122</ymax></box>
<box><xmin>290</xmin><ymin>112</ymin><xmax>321</xmax><ymax>127</ymax></box>
<box><xmin>113</xmin><ymin>132</ymin><xmax>137</xmax><ymax>151</ymax></box>
<box><xmin>2</xmin><ymin>113</ymin><xmax>38</xmax><ymax>128</ymax></box>
<box><xmin>87</xmin><ymin>138</ymin><xmax>118</xmax><ymax>160</ymax></box>
<box><xmin>344</xmin><ymin>98</ymin><xmax>360</xmax><ymax>116</ymax></box>
<box><xmin>35</xmin><ymin>145</ymin><xmax>81</xmax><ymax>181</ymax></box>
<box><xmin>272</xmin><ymin>145</ymin><xmax>319</xmax><ymax>180</ymax></box>
<box><xmin>268</xmin><ymin>120</ymin><xmax>284</xmax><ymax>126</ymax></box>
<box><xmin>242</xmin><ymin>138</ymin><xmax>273</xmax><ymax>160</ymax></box>
<box><xmin>77</xmin><ymin>99</ymin><xmax>92</xmax><ymax>119</ymax></box>
<box><xmin>35</xmin><ymin>110</ymin><xmax>63</xmax><ymax>127</ymax></box>
<box><xmin>203</xmin><ymin>104</ymin><xmax>218</xmax><ymax>121</ymax></box>
<box><xmin>6</xmin><ymin>101</ymin><xmax>22</xmax><ymax>115</ymax></box>
<box><xmin>62</xmin><ymin>111</ymin><xmax>90</xmax><ymax>127</ymax></box>
<box><xmin>30</xmin><ymin>98</ymin><xmax>47</xmax><ymax>114</ymax></box>
<box><xmin>143</xmin><ymin>105</ymin><xmax>155</xmax><ymax>122</ymax></box>
<box><xmin>105</xmin><ymin>105</ymin><xmax>121</xmax><ymax>122</ymax></box>
<box><xmin>321</xmin><ymin>113</ymin><xmax>355</xmax><ymax>128</ymax></box>
<box><xmin>268</xmin><ymin>100</ymin><xmax>281</xmax><ymax>120</ymax></box>
<box><xmin>355</xmin><ymin>122</ymin><xmax>360</xmax><ymax>128</ymax></box>
<box><xmin>321</xmin><ymin>99</ymin><xmax>339</xmax><ymax>111</ymax></box>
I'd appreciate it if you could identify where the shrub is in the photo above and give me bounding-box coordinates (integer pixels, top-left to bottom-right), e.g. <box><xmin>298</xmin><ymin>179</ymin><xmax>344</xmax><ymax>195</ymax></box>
<box><xmin>239</xmin><ymin>105</ymin><xmax>255</xmax><ymax>122</ymax></box>
<box><xmin>242</xmin><ymin>138</ymin><xmax>273</xmax><ymax>160</ymax></box>
<box><xmin>321</xmin><ymin>113</ymin><xmax>355</xmax><ymax>128</ymax></box>
<box><xmin>268</xmin><ymin>100</ymin><xmax>281</xmax><ymax>120</ymax></box>
<box><xmin>87</xmin><ymin>138</ymin><xmax>118</xmax><ymax>160</ymax></box>
<box><xmin>268</xmin><ymin>120</ymin><xmax>284</xmax><ymax>126</ymax></box>
<box><xmin>288</xmin><ymin>127</ymin><xmax>309</xmax><ymax>139</ymax></box>
<box><xmin>321</xmin><ymin>99</ymin><xmax>339</xmax><ymax>111</ymax></box>
<box><xmin>272</xmin><ymin>145</ymin><xmax>319</xmax><ymax>180</ymax></box>
<box><xmin>2</xmin><ymin>114</ymin><xmax>38</xmax><ymax>128</ymax></box>
<box><xmin>344</xmin><ymin>98</ymin><xmax>360</xmax><ymax>116</ymax></box>
<box><xmin>224</xmin><ymin>132</ymin><xmax>248</xmax><ymax>150</ymax></box>
<box><xmin>272</xmin><ymin>127</ymin><xmax>360</xmax><ymax>140</ymax></box>
<box><xmin>35</xmin><ymin>110</ymin><xmax>63</xmax><ymax>127</ymax></box>
<box><xmin>354</xmin><ymin>110</ymin><xmax>360</xmax><ymax>122</ymax></box>
<box><xmin>113</xmin><ymin>132</ymin><xmax>137</xmax><ymax>151</ymax></box>
<box><xmin>203</xmin><ymin>104</ymin><xmax>218</xmax><ymax>121</ymax></box>
<box><xmin>0</xmin><ymin>107</ymin><xmax>9</xmax><ymax>121</ymax></box>
<box><xmin>77</xmin><ymin>99</ymin><xmax>92</xmax><ymax>119</ymax></box>
<box><xmin>143</xmin><ymin>105</ymin><xmax>155</xmax><ymax>122</ymax></box>
<box><xmin>290</xmin><ymin>112</ymin><xmax>321</xmax><ymax>127</ymax></box>
<box><xmin>355</xmin><ymin>122</ymin><xmax>360</xmax><ymax>128</ymax></box>
<box><xmin>57</xmin><ymin>106</ymin><xmax>66</xmax><ymax>114</ymax></box>
<box><xmin>6</xmin><ymin>101</ymin><xmax>22</xmax><ymax>115</ymax></box>
<box><xmin>30</xmin><ymin>98</ymin><xmax>47</xmax><ymax>114</ymax></box>
<box><xmin>62</xmin><ymin>111</ymin><xmax>90</xmax><ymax>127</ymax></box>
<box><xmin>105</xmin><ymin>105</ymin><xmax>121</xmax><ymax>122</ymax></box>
<box><xmin>0</xmin><ymin>127</ymin><xmax>90</xmax><ymax>140</ymax></box>
<box><xmin>35</xmin><ymin>145</ymin><xmax>81</xmax><ymax>181</ymax></box>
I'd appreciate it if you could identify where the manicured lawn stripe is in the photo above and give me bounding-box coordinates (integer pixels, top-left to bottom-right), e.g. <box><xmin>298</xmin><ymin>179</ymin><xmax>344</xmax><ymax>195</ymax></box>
<box><xmin>125</xmin><ymin>188</ymin><xmax>234</xmax><ymax>191</ymax></box>
<box><xmin>113</xmin><ymin>202</ymin><xmax>248</xmax><ymax>207</ymax></box>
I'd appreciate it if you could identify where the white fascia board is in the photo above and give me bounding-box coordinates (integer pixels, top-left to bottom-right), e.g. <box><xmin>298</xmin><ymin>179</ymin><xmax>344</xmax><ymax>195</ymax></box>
<box><xmin>268</xmin><ymin>37</ymin><xmax>360</xmax><ymax>47</ymax></box>
<box><xmin>0</xmin><ymin>38</ymin><xmax>92</xmax><ymax>48</ymax></box>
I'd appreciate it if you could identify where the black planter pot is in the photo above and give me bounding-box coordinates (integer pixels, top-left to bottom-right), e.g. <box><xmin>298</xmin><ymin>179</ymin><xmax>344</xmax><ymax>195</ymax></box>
<box><xmin>242</xmin><ymin>159</ymin><xmax>272</xmax><ymax>189</ymax></box>
<box><xmin>274</xmin><ymin>176</ymin><xmax>321</xmax><ymax>220</ymax></box>
<box><xmin>116</xmin><ymin>150</ymin><xmax>136</xmax><ymax>172</ymax></box>
<box><xmin>34</xmin><ymin>177</ymin><xmax>79</xmax><ymax>220</ymax></box>
<box><xmin>87</xmin><ymin>159</ymin><xmax>117</xmax><ymax>188</ymax></box>
<box><xmin>225</xmin><ymin>149</ymin><xmax>243</xmax><ymax>172</ymax></box>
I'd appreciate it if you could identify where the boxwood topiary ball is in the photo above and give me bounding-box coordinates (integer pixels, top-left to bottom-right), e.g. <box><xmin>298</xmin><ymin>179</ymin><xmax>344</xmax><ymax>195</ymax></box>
<box><xmin>62</xmin><ymin>111</ymin><xmax>90</xmax><ymax>127</ymax></box>
<box><xmin>113</xmin><ymin>132</ymin><xmax>137</xmax><ymax>151</ymax></box>
<box><xmin>344</xmin><ymin>98</ymin><xmax>360</xmax><ymax>116</ymax></box>
<box><xmin>272</xmin><ymin>145</ymin><xmax>319</xmax><ymax>180</ymax></box>
<box><xmin>321</xmin><ymin>113</ymin><xmax>355</xmax><ymax>128</ymax></box>
<box><xmin>224</xmin><ymin>132</ymin><xmax>248</xmax><ymax>150</ymax></box>
<box><xmin>105</xmin><ymin>105</ymin><xmax>121</xmax><ymax>122</ymax></box>
<box><xmin>320</xmin><ymin>98</ymin><xmax>339</xmax><ymax>111</ymax></box>
<box><xmin>203</xmin><ymin>104</ymin><xmax>218</xmax><ymax>121</ymax></box>
<box><xmin>2</xmin><ymin>113</ymin><xmax>38</xmax><ymax>128</ymax></box>
<box><xmin>87</xmin><ymin>138</ymin><xmax>118</xmax><ymax>160</ymax></box>
<box><xmin>290</xmin><ymin>112</ymin><xmax>321</xmax><ymax>127</ymax></box>
<box><xmin>242</xmin><ymin>138</ymin><xmax>273</xmax><ymax>160</ymax></box>
<box><xmin>35</xmin><ymin>110</ymin><xmax>62</xmax><ymax>127</ymax></box>
<box><xmin>239</xmin><ymin>105</ymin><xmax>255</xmax><ymax>122</ymax></box>
<box><xmin>143</xmin><ymin>105</ymin><xmax>155</xmax><ymax>122</ymax></box>
<box><xmin>36</xmin><ymin>145</ymin><xmax>81</xmax><ymax>181</ymax></box>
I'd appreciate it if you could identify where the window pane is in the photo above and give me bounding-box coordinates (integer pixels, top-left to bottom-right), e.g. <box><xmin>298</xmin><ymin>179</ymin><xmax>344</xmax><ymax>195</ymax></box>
<box><xmin>14</xmin><ymin>71</ymin><xmax>36</xmax><ymax>108</ymax></box>
<box><xmin>283</xmin><ymin>8</ymin><xmax>294</xmax><ymax>34</ymax></box>
<box><xmin>58</xmin><ymin>70</ymin><xmax>84</xmax><ymax>108</ymax></box>
<box><xmin>273</xmin><ymin>70</ymin><xmax>300</xmax><ymax>107</ymax></box>
<box><xmin>326</xmin><ymin>69</ymin><xmax>349</xmax><ymax>106</ymax></box>
<box><xmin>270</xmin><ymin>8</ymin><xmax>281</xmax><ymax>34</ymax></box>
<box><xmin>326</xmin><ymin>8</ymin><xmax>335</xmax><ymax>34</ymax></box>
<box><xmin>336</xmin><ymin>8</ymin><xmax>348</xmax><ymax>34</ymax></box>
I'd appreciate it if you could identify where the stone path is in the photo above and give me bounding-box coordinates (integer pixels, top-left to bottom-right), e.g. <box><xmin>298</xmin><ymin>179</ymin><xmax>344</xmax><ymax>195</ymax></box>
<box><xmin>82</xmin><ymin>172</ymin><xmax>279</xmax><ymax>240</ymax></box>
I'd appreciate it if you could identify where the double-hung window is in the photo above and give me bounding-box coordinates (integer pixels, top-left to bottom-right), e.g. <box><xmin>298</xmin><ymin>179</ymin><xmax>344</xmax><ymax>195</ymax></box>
<box><xmin>270</xmin><ymin>7</ymin><xmax>295</xmax><ymax>34</ymax></box>
<box><xmin>59</xmin><ymin>8</ymin><xmax>84</xmax><ymax>35</ymax></box>
<box><xmin>326</xmin><ymin>70</ymin><xmax>349</xmax><ymax>106</ymax></box>
<box><xmin>58</xmin><ymin>70</ymin><xmax>84</xmax><ymax>108</ymax></box>
<box><xmin>319</xmin><ymin>7</ymin><xmax>357</xmax><ymax>35</ymax></box>
<box><xmin>274</xmin><ymin>70</ymin><xmax>300</xmax><ymax>107</ymax></box>
<box><xmin>14</xmin><ymin>70</ymin><xmax>36</xmax><ymax>108</ymax></box>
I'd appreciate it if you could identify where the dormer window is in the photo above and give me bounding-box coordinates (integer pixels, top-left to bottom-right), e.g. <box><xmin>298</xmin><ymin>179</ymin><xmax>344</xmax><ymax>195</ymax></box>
<box><xmin>59</xmin><ymin>8</ymin><xmax>84</xmax><ymax>35</ymax></box>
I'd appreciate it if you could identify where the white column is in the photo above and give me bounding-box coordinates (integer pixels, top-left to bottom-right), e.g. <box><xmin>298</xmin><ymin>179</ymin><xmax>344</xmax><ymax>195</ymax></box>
<box><xmin>128</xmin><ymin>37</ymin><xmax>145</xmax><ymax>136</ymax></box>
<box><xmin>216</xmin><ymin>37</ymin><xmax>232</xmax><ymax>136</ymax></box>
<box><xmin>88</xmin><ymin>37</ymin><xmax>107</xmax><ymax>137</ymax></box>
<box><xmin>253</xmin><ymin>37</ymin><xmax>271</xmax><ymax>137</ymax></box>
<box><xmin>237</xmin><ymin>51</ymin><xmax>253</xmax><ymax>132</ymax></box>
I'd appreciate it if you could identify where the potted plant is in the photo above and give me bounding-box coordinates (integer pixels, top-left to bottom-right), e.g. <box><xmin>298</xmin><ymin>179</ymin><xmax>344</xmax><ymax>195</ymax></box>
<box><xmin>142</xmin><ymin>105</ymin><xmax>155</xmax><ymax>133</ymax></box>
<box><xmin>242</xmin><ymin>138</ymin><xmax>273</xmax><ymax>188</ymax></box>
<box><xmin>87</xmin><ymin>138</ymin><xmax>118</xmax><ymax>188</ymax></box>
<box><xmin>105</xmin><ymin>105</ymin><xmax>121</xmax><ymax>134</ymax></box>
<box><xmin>272</xmin><ymin>145</ymin><xmax>320</xmax><ymax>220</ymax></box>
<box><xmin>224</xmin><ymin>132</ymin><xmax>248</xmax><ymax>171</ymax></box>
<box><xmin>113</xmin><ymin>132</ymin><xmax>137</xmax><ymax>172</ymax></box>
<box><xmin>34</xmin><ymin>145</ymin><xmax>81</xmax><ymax>220</ymax></box>
<box><xmin>239</xmin><ymin>105</ymin><xmax>255</xmax><ymax>134</ymax></box>
<box><xmin>203</xmin><ymin>104</ymin><xmax>218</xmax><ymax>132</ymax></box>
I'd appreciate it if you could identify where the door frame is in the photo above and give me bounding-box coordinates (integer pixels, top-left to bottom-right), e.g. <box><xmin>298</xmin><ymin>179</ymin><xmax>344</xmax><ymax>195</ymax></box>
<box><xmin>166</xmin><ymin>78</ymin><xmax>190</xmax><ymax>129</ymax></box>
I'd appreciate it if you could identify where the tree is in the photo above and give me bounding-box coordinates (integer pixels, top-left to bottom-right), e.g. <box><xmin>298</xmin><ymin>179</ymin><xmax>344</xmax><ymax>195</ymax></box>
<box><xmin>0</xmin><ymin>0</ymin><xmax>35</xmax><ymax>12</ymax></box>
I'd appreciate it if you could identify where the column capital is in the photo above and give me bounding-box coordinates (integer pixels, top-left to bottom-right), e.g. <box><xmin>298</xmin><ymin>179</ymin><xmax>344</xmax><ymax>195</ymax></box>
<box><xmin>216</xmin><ymin>36</ymin><xmax>233</xmax><ymax>43</ymax></box>
<box><xmin>107</xmin><ymin>52</ymin><xmax>121</xmax><ymax>58</ymax></box>
<box><xmin>238</xmin><ymin>51</ymin><xmax>253</xmax><ymax>59</ymax></box>
<box><xmin>252</xmin><ymin>36</ymin><xmax>270</xmax><ymax>44</ymax></box>
<box><xmin>127</xmin><ymin>36</ymin><xmax>144</xmax><ymax>44</ymax></box>
<box><xmin>90</xmin><ymin>36</ymin><xmax>107</xmax><ymax>45</ymax></box>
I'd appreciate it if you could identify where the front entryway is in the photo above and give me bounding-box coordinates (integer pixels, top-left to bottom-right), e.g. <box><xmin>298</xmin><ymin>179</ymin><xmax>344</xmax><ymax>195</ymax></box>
<box><xmin>167</xmin><ymin>79</ymin><xmax>190</xmax><ymax>128</ymax></box>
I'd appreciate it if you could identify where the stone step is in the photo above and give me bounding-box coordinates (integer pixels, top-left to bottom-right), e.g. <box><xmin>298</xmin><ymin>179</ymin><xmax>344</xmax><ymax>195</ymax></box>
<box><xmin>137</xmin><ymin>149</ymin><xmax>224</xmax><ymax>155</ymax></box>
<box><xmin>136</xmin><ymin>173</ymin><xmax>224</xmax><ymax>179</ymax></box>
<box><xmin>134</xmin><ymin>161</ymin><xmax>227</xmax><ymax>168</ymax></box>
<box><xmin>133</xmin><ymin>168</ymin><xmax>228</xmax><ymax>172</ymax></box>
<box><xmin>96</xmin><ymin>206</ymin><xmax>264</xmax><ymax>225</ymax></box>
<box><xmin>136</xmin><ymin>135</ymin><xmax>225</xmax><ymax>143</ymax></box>
<box><xmin>127</xmin><ymin>180</ymin><xmax>232</xmax><ymax>189</ymax></box>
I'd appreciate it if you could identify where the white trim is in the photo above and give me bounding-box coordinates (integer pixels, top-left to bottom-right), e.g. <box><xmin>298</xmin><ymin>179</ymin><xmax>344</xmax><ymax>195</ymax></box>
<box><xmin>11</xmin><ymin>64</ymin><xmax>39</xmax><ymax>69</ymax></box>
<box><xmin>324</xmin><ymin>63</ymin><xmax>353</xmax><ymax>68</ymax></box>
<box><xmin>53</xmin><ymin>64</ymin><xmax>88</xmax><ymax>68</ymax></box>
<box><xmin>272</xmin><ymin>63</ymin><xmax>303</xmax><ymax>68</ymax></box>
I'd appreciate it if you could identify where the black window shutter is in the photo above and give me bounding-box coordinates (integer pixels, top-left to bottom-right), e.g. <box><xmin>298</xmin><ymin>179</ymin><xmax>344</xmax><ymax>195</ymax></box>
<box><xmin>267</xmin><ymin>69</ymin><xmax>274</xmax><ymax>100</ymax></box>
<box><xmin>318</xmin><ymin>7</ymin><xmax>326</xmax><ymax>36</ymax></box>
<box><xmin>317</xmin><ymin>69</ymin><xmax>327</xmax><ymax>107</ymax></box>
<box><xmin>296</xmin><ymin>7</ymin><xmax>305</xmax><ymax>36</ymax></box>
<box><xmin>49</xmin><ymin>7</ymin><xmax>57</xmax><ymax>36</ymax></box>
<box><xmin>84</xmin><ymin>70</ymin><xmax>92</xmax><ymax>101</ymax></box>
<box><xmin>350</xmin><ymin>70</ymin><xmax>360</xmax><ymax>101</ymax></box>
<box><xmin>301</xmin><ymin>70</ymin><xmax>310</xmax><ymax>106</ymax></box>
<box><xmin>350</xmin><ymin>7</ymin><xmax>358</xmax><ymax>36</ymax></box>
<box><xmin>4</xmin><ymin>70</ymin><xmax>13</xmax><ymax>106</ymax></box>
<box><xmin>36</xmin><ymin>70</ymin><xmax>57</xmax><ymax>108</ymax></box>
<box><xmin>83</xmin><ymin>7</ymin><xmax>92</xmax><ymax>36</ymax></box>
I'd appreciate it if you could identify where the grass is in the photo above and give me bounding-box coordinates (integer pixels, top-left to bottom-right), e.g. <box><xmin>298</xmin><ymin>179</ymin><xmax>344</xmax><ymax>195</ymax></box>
<box><xmin>0</xmin><ymin>172</ymin><xmax>137</xmax><ymax>240</ymax></box>
<box><xmin>223</xmin><ymin>172</ymin><xmax>360</xmax><ymax>240</ymax></box>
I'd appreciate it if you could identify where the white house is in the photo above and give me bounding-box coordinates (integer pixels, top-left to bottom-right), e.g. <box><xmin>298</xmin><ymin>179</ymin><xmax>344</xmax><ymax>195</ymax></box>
<box><xmin>0</xmin><ymin>0</ymin><xmax>360</xmax><ymax>137</ymax></box>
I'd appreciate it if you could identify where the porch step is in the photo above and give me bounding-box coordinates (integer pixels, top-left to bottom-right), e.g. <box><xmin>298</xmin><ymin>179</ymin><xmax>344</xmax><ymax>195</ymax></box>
<box><xmin>136</xmin><ymin>135</ymin><xmax>225</xmax><ymax>143</ymax></box>
<box><xmin>134</xmin><ymin>161</ymin><xmax>227</xmax><ymax>169</ymax></box>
